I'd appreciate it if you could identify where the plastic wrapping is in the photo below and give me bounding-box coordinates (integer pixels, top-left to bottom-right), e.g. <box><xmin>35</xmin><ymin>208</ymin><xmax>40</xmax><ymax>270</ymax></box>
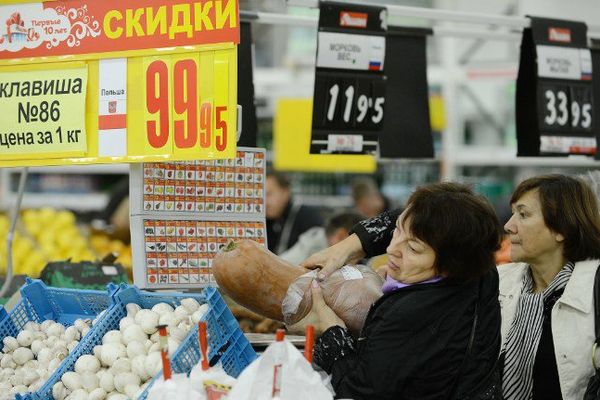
<box><xmin>282</xmin><ymin>265</ymin><xmax>383</xmax><ymax>336</ymax></box>
<box><xmin>147</xmin><ymin>373</ymin><xmax>203</xmax><ymax>400</ymax></box>
<box><xmin>189</xmin><ymin>364</ymin><xmax>237</xmax><ymax>400</ymax></box>
<box><xmin>227</xmin><ymin>339</ymin><xmax>333</xmax><ymax>400</ymax></box>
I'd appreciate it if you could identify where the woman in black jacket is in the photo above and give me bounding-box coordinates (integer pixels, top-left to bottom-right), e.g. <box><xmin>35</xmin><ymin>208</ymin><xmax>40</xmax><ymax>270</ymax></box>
<box><xmin>306</xmin><ymin>182</ymin><xmax>503</xmax><ymax>399</ymax></box>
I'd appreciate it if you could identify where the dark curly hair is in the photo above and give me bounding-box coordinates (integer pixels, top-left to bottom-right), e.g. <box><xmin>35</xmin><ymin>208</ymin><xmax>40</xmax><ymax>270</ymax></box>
<box><xmin>401</xmin><ymin>182</ymin><xmax>503</xmax><ymax>282</ymax></box>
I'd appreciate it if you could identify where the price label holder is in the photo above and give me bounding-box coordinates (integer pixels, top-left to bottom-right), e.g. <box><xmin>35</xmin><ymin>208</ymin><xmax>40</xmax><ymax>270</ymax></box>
<box><xmin>0</xmin><ymin>0</ymin><xmax>239</xmax><ymax>167</ymax></box>
<box><xmin>378</xmin><ymin>26</ymin><xmax>433</xmax><ymax>159</ymax></box>
<box><xmin>516</xmin><ymin>16</ymin><xmax>597</xmax><ymax>156</ymax></box>
<box><xmin>130</xmin><ymin>147</ymin><xmax>267</xmax><ymax>289</ymax></box>
<box><xmin>310</xmin><ymin>1</ymin><xmax>387</xmax><ymax>155</ymax></box>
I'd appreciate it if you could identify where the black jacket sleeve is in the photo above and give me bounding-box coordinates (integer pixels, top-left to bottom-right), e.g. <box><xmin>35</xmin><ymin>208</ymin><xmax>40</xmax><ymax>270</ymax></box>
<box><xmin>351</xmin><ymin>209</ymin><xmax>401</xmax><ymax>257</ymax></box>
<box><xmin>313</xmin><ymin>326</ymin><xmax>357</xmax><ymax>373</ymax></box>
<box><xmin>314</xmin><ymin>309</ymin><xmax>425</xmax><ymax>399</ymax></box>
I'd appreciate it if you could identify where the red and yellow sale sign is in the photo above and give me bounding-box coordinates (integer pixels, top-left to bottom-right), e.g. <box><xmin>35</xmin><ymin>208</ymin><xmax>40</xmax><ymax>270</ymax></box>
<box><xmin>0</xmin><ymin>0</ymin><xmax>238</xmax><ymax>167</ymax></box>
<box><xmin>0</xmin><ymin>0</ymin><xmax>239</xmax><ymax>61</ymax></box>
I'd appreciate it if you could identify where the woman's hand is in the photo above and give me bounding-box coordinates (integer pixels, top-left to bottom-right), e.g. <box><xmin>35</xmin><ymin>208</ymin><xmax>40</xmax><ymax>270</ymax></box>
<box><xmin>376</xmin><ymin>265</ymin><xmax>389</xmax><ymax>280</ymax></box>
<box><xmin>310</xmin><ymin>280</ymin><xmax>346</xmax><ymax>334</ymax></box>
<box><xmin>301</xmin><ymin>234</ymin><xmax>366</xmax><ymax>280</ymax></box>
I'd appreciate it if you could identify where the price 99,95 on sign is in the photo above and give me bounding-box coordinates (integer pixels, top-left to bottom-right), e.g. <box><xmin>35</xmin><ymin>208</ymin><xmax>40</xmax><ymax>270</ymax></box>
<box><xmin>144</xmin><ymin>57</ymin><xmax>228</xmax><ymax>153</ymax></box>
<box><xmin>0</xmin><ymin>48</ymin><xmax>237</xmax><ymax>167</ymax></box>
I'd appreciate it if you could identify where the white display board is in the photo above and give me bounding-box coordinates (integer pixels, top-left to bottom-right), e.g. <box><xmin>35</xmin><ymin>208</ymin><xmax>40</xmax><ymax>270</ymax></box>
<box><xmin>130</xmin><ymin>147</ymin><xmax>267</xmax><ymax>289</ymax></box>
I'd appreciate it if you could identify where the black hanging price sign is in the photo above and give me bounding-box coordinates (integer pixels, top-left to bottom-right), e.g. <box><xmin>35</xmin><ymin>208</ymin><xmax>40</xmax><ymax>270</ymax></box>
<box><xmin>516</xmin><ymin>17</ymin><xmax>596</xmax><ymax>156</ymax></box>
<box><xmin>310</xmin><ymin>1</ymin><xmax>387</xmax><ymax>154</ymax></box>
<box><xmin>378</xmin><ymin>26</ymin><xmax>433</xmax><ymax>159</ymax></box>
<box><xmin>237</xmin><ymin>22</ymin><xmax>258</xmax><ymax>147</ymax></box>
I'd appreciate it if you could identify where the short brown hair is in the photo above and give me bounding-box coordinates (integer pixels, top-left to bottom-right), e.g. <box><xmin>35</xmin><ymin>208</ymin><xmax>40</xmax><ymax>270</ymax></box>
<box><xmin>266</xmin><ymin>170</ymin><xmax>291</xmax><ymax>190</ymax></box>
<box><xmin>351</xmin><ymin>177</ymin><xmax>379</xmax><ymax>202</ymax></box>
<box><xmin>510</xmin><ymin>174</ymin><xmax>600</xmax><ymax>261</ymax></box>
<box><xmin>402</xmin><ymin>182</ymin><xmax>502</xmax><ymax>282</ymax></box>
<box><xmin>325</xmin><ymin>212</ymin><xmax>365</xmax><ymax>237</ymax></box>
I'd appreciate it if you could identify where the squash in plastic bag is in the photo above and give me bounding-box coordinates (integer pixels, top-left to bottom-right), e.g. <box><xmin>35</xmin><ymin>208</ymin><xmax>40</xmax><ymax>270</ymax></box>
<box><xmin>213</xmin><ymin>240</ymin><xmax>383</xmax><ymax>336</ymax></box>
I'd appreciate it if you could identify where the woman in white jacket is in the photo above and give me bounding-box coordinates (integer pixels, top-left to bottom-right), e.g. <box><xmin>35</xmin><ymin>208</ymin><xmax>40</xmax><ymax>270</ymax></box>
<box><xmin>500</xmin><ymin>174</ymin><xmax>600</xmax><ymax>400</ymax></box>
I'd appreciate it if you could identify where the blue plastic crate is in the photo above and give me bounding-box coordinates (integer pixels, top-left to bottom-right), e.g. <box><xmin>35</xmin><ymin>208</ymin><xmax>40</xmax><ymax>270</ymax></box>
<box><xmin>218</xmin><ymin>329</ymin><xmax>258</xmax><ymax>378</ymax></box>
<box><xmin>0</xmin><ymin>278</ymin><xmax>110</xmax><ymax>342</ymax></box>
<box><xmin>111</xmin><ymin>285</ymin><xmax>242</xmax><ymax>359</ymax></box>
<box><xmin>0</xmin><ymin>279</ymin><xmax>112</xmax><ymax>400</ymax></box>
<box><xmin>137</xmin><ymin>290</ymin><xmax>257</xmax><ymax>399</ymax></box>
<box><xmin>34</xmin><ymin>284</ymin><xmax>253</xmax><ymax>400</ymax></box>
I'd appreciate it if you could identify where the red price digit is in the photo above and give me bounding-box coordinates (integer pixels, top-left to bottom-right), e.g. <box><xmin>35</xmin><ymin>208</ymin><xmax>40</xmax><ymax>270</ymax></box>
<box><xmin>215</xmin><ymin>106</ymin><xmax>227</xmax><ymax>151</ymax></box>
<box><xmin>199</xmin><ymin>103</ymin><xmax>212</xmax><ymax>148</ymax></box>
<box><xmin>146</xmin><ymin>60</ymin><xmax>170</xmax><ymax>148</ymax></box>
<box><xmin>173</xmin><ymin>59</ymin><xmax>198</xmax><ymax>149</ymax></box>
<box><xmin>145</xmin><ymin>59</ymin><xmax>229</xmax><ymax>152</ymax></box>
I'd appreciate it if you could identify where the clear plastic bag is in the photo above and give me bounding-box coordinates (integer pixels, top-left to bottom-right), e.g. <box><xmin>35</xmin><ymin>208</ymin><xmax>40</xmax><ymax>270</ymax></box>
<box><xmin>227</xmin><ymin>339</ymin><xmax>333</xmax><ymax>400</ymax></box>
<box><xmin>282</xmin><ymin>265</ymin><xmax>383</xmax><ymax>336</ymax></box>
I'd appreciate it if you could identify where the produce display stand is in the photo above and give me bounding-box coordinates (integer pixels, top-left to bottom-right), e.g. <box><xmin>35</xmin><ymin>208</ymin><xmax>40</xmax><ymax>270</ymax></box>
<box><xmin>129</xmin><ymin>148</ymin><xmax>267</xmax><ymax>290</ymax></box>
<box><xmin>29</xmin><ymin>284</ymin><xmax>255</xmax><ymax>400</ymax></box>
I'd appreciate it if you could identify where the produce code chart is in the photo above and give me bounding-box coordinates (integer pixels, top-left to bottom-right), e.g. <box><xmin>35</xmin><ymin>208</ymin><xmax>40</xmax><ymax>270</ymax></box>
<box><xmin>131</xmin><ymin>148</ymin><xmax>267</xmax><ymax>289</ymax></box>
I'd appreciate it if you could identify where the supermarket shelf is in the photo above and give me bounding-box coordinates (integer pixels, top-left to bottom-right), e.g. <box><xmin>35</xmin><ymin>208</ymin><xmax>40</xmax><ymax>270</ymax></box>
<box><xmin>453</xmin><ymin>147</ymin><xmax>600</xmax><ymax>167</ymax></box>
<box><xmin>3</xmin><ymin>164</ymin><xmax>129</xmax><ymax>175</ymax></box>
<box><xmin>1</xmin><ymin>192</ymin><xmax>109</xmax><ymax>212</ymax></box>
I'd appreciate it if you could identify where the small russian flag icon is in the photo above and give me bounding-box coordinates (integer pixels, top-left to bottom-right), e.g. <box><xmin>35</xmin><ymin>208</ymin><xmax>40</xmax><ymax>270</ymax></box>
<box><xmin>369</xmin><ymin>61</ymin><xmax>382</xmax><ymax>71</ymax></box>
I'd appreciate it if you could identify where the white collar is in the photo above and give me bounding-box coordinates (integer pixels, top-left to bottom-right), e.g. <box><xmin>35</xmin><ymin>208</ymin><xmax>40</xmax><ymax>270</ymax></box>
<box><xmin>557</xmin><ymin>259</ymin><xmax>599</xmax><ymax>314</ymax></box>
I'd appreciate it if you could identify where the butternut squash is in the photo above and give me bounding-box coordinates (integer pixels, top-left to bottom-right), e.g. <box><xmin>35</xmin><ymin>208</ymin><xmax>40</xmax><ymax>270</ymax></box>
<box><xmin>213</xmin><ymin>239</ymin><xmax>302</xmax><ymax>320</ymax></box>
<box><xmin>213</xmin><ymin>240</ymin><xmax>383</xmax><ymax>335</ymax></box>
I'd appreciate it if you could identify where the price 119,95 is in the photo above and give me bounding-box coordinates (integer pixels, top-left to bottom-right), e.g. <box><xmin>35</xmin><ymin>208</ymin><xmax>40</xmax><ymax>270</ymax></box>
<box><xmin>314</xmin><ymin>76</ymin><xmax>386</xmax><ymax>131</ymax></box>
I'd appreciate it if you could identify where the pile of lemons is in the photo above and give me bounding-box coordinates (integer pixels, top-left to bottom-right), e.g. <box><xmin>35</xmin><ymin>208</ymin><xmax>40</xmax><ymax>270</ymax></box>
<box><xmin>0</xmin><ymin>208</ymin><xmax>133</xmax><ymax>279</ymax></box>
<box><xmin>0</xmin><ymin>214</ymin><xmax>45</xmax><ymax>277</ymax></box>
<box><xmin>89</xmin><ymin>234</ymin><xmax>132</xmax><ymax>271</ymax></box>
<box><xmin>1</xmin><ymin>208</ymin><xmax>94</xmax><ymax>278</ymax></box>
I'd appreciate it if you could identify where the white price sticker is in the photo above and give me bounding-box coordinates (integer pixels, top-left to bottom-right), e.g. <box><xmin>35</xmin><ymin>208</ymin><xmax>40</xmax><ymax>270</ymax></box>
<box><xmin>317</xmin><ymin>32</ymin><xmax>385</xmax><ymax>71</ymax></box>
<box><xmin>102</xmin><ymin>266</ymin><xmax>118</xmax><ymax>276</ymax></box>
<box><xmin>340</xmin><ymin>265</ymin><xmax>363</xmax><ymax>280</ymax></box>
<box><xmin>540</xmin><ymin>135</ymin><xmax>596</xmax><ymax>154</ymax></box>
<box><xmin>327</xmin><ymin>134</ymin><xmax>363</xmax><ymax>152</ymax></box>
<box><xmin>536</xmin><ymin>46</ymin><xmax>592</xmax><ymax>81</ymax></box>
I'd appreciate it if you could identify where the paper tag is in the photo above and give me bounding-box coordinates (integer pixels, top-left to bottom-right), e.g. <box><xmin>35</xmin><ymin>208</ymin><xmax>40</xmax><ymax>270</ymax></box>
<box><xmin>540</xmin><ymin>135</ymin><xmax>596</xmax><ymax>154</ymax></box>
<box><xmin>204</xmin><ymin>379</ymin><xmax>232</xmax><ymax>400</ymax></box>
<box><xmin>340</xmin><ymin>265</ymin><xmax>363</xmax><ymax>280</ymax></box>
<box><xmin>536</xmin><ymin>45</ymin><xmax>591</xmax><ymax>80</ymax></box>
<box><xmin>102</xmin><ymin>266</ymin><xmax>118</xmax><ymax>276</ymax></box>
<box><xmin>317</xmin><ymin>31</ymin><xmax>386</xmax><ymax>71</ymax></box>
<box><xmin>283</xmin><ymin>270</ymin><xmax>316</xmax><ymax>316</ymax></box>
<box><xmin>285</xmin><ymin>291</ymin><xmax>304</xmax><ymax>315</ymax></box>
<box><xmin>98</xmin><ymin>58</ymin><xmax>128</xmax><ymax>157</ymax></box>
<box><xmin>327</xmin><ymin>134</ymin><xmax>363</xmax><ymax>152</ymax></box>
